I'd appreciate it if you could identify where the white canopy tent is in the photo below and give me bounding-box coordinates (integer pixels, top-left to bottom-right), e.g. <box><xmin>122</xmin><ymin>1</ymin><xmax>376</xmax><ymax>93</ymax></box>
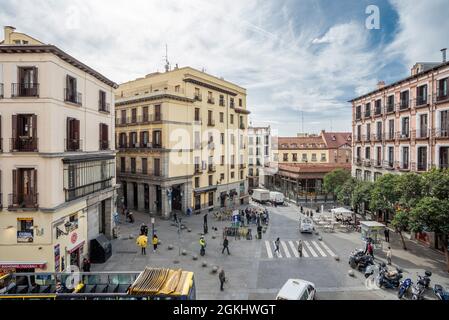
<box><xmin>330</xmin><ymin>207</ymin><xmax>353</xmax><ymax>220</ymax></box>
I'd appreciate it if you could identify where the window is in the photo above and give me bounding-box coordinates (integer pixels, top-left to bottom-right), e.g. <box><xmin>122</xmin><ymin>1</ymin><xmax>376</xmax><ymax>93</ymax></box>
<box><xmin>208</xmin><ymin>192</ymin><xmax>214</xmax><ymax>206</ymax></box>
<box><xmin>209</xmin><ymin>175</ymin><xmax>213</xmax><ymax>186</ymax></box>
<box><xmin>283</xmin><ymin>153</ymin><xmax>288</xmax><ymax>161</ymax></box>
<box><xmin>265</xmin><ymin>146</ymin><xmax>269</xmax><ymax>155</ymax></box>
<box><xmin>387</xmin><ymin>95</ymin><xmax>394</xmax><ymax>112</ymax></box>
<box><xmin>221</xmin><ymin>156</ymin><xmax>225</xmax><ymax>166</ymax></box>
<box><xmin>402</xmin><ymin>147</ymin><xmax>409</xmax><ymax>169</ymax></box>
<box><xmin>231</xmin><ymin>134</ymin><xmax>235</xmax><ymax>145</ymax></box>
<box><xmin>11</xmin><ymin>114</ymin><xmax>38</xmax><ymax>152</ymax></box>
<box><xmin>249</xmin><ymin>137</ymin><xmax>254</xmax><ymax>145</ymax></box>
<box><xmin>374</xmin><ymin>172</ymin><xmax>382</xmax><ymax>181</ymax></box>
<box><xmin>230</xmin><ymin>114</ymin><xmax>234</xmax><ymax>124</ymax></box>
<box><xmin>356</xmin><ymin>105</ymin><xmax>361</xmax><ymax>120</ymax></box>
<box><xmin>65</xmin><ymin>75</ymin><xmax>80</xmax><ymax>104</ymax></box>
<box><xmin>292</xmin><ymin>153</ymin><xmax>298</xmax><ymax>162</ymax></box>
<box><xmin>131</xmin><ymin>108</ymin><xmax>137</xmax><ymax>123</ymax></box>
<box><xmin>302</xmin><ymin>154</ymin><xmax>307</xmax><ymax>162</ymax></box>
<box><xmin>219</xmin><ymin>95</ymin><xmax>225</xmax><ymax>106</ymax></box>
<box><xmin>153</xmin><ymin>130</ymin><xmax>162</xmax><ymax>148</ymax></box>
<box><xmin>366</xmin><ymin>123</ymin><xmax>371</xmax><ymax>140</ymax></box>
<box><xmin>154</xmin><ymin>158</ymin><xmax>161</xmax><ymax>176</ymax></box>
<box><xmin>401</xmin><ymin>117</ymin><xmax>410</xmax><ymax>137</ymax></box>
<box><xmin>194</xmin><ymin>108</ymin><xmax>200</xmax><ymax>121</ymax></box>
<box><xmin>239</xmin><ymin>98</ymin><xmax>242</xmax><ymax>107</ymax></box>
<box><xmin>11</xmin><ymin>168</ymin><xmax>38</xmax><ymax>209</ymax></box>
<box><xmin>220</xmin><ymin>133</ymin><xmax>225</xmax><ymax>145</ymax></box>
<box><xmin>194</xmin><ymin>87</ymin><xmax>201</xmax><ymax>101</ymax></box>
<box><xmin>175</xmin><ymin>85</ymin><xmax>180</xmax><ymax>93</ymax></box>
<box><xmin>440</xmin><ymin>110</ymin><xmax>449</xmax><ymax>137</ymax></box>
<box><xmin>365</xmin><ymin>147</ymin><xmax>370</xmax><ymax>160</ymax></box>
<box><xmin>231</xmin><ymin>172</ymin><xmax>235</xmax><ymax>179</ymax></box>
<box><xmin>417</xmin><ymin>147</ymin><xmax>427</xmax><ymax>171</ymax></box>
<box><xmin>240</xmin><ymin>171</ymin><xmax>243</xmax><ymax>180</ymax></box>
<box><xmin>195</xmin><ymin>177</ymin><xmax>200</xmax><ymax>188</ymax></box>
<box><xmin>376</xmin><ymin>122</ymin><xmax>382</xmax><ymax>140</ymax></box>
<box><xmin>17</xmin><ymin>218</ymin><xmax>34</xmax><ymax>243</ymax></box>
<box><xmin>230</xmin><ymin>97</ymin><xmax>235</xmax><ymax>108</ymax></box>
<box><xmin>419</xmin><ymin>114</ymin><xmax>428</xmax><ymax>138</ymax></box>
<box><xmin>357</xmin><ymin>125</ymin><xmax>361</xmax><ymax>141</ymax></box>
<box><xmin>142</xmin><ymin>158</ymin><xmax>148</xmax><ymax>174</ymax></box>
<box><xmin>99</xmin><ymin>90</ymin><xmax>108</xmax><ymax>112</ymax></box>
<box><xmin>220</xmin><ymin>112</ymin><xmax>224</xmax><ymax>123</ymax></box>
<box><xmin>220</xmin><ymin>173</ymin><xmax>225</xmax><ymax>181</ymax></box>
<box><xmin>321</xmin><ymin>153</ymin><xmax>326</xmax><ymax>161</ymax></box>
<box><xmin>416</xmin><ymin>85</ymin><xmax>428</xmax><ymax>105</ymax></box>
<box><xmin>375</xmin><ymin>99</ymin><xmax>382</xmax><ymax>115</ymax></box>
<box><xmin>365</xmin><ymin>103</ymin><xmax>371</xmax><ymax>117</ymax></box>
<box><xmin>388</xmin><ymin>119</ymin><xmax>395</xmax><ymax>139</ymax></box>
<box><xmin>388</xmin><ymin>147</ymin><xmax>394</xmax><ymax>166</ymax></box>
<box><xmin>311</xmin><ymin>154</ymin><xmax>317</xmax><ymax>162</ymax></box>
<box><xmin>140</xmin><ymin>131</ymin><xmax>149</xmax><ymax>147</ymax></box>
<box><xmin>437</xmin><ymin>77</ymin><xmax>448</xmax><ymax>100</ymax></box>
<box><xmin>66</xmin><ymin>117</ymin><xmax>80</xmax><ymax>151</ymax></box>
<box><xmin>208</xmin><ymin>110</ymin><xmax>214</xmax><ymax>125</ymax></box>
<box><xmin>99</xmin><ymin>123</ymin><xmax>109</xmax><ymax>150</ymax></box>
<box><xmin>130</xmin><ymin>158</ymin><xmax>136</xmax><ymax>173</ymax></box>
<box><xmin>14</xmin><ymin>67</ymin><xmax>39</xmax><ymax>97</ymax></box>
<box><xmin>120</xmin><ymin>157</ymin><xmax>126</xmax><ymax>173</ymax></box>
<box><xmin>400</xmin><ymin>90</ymin><xmax>409</xmax><ymax>109</ymax></box>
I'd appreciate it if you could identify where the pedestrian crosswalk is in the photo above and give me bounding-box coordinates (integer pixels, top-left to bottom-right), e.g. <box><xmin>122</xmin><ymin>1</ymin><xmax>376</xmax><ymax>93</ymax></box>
<box><xmin>263</xmin><ymin>240</ymin><xmax>336</xmax><ymax>259</ymax></box>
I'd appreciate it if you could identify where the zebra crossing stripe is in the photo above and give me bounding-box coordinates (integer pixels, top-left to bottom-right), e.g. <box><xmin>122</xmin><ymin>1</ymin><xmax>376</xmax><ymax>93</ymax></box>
<box><xmin>288</xmin><ymin>241</ymin><xmax>299</xmax><ymax>258</ymax></box>
<box><xmin>296</xmin><ymin>241</ymin><xmax>309</xmax><ymax>257</ymax></box>
<box><xmin>304</xmin><ymin>241</ymin><xmax>318</xmax><ymax>257</ymax></box>
<box><xmin>319</xmin><ymin>241</ymin><xmax>336</xmax><ymax>257</ymax></box>
<box><xmin>312</xmin><ymin>241</ymin><xmax>327</xmax><ymax>257</ymax></box>
<box><xmin>281</xmin><ymin>241</ymin><xmax>291</xmax><ymax>258</ymax></box>
<box><xmin>273</xmin><ymin>241</ymin><xmax>283</xmax><ymax>258</ymax></box>
<box><xmin>265</xmin><ymin>241</ymin><xmax>273</xmax><ymax>259</ymax></box>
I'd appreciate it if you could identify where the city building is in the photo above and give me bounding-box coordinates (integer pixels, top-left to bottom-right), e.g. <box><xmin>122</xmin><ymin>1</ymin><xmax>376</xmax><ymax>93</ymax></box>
<box><xmin>350</xmin><ymin>50</ymin><xmax>449</xmax><ymax>183</ymax></box>
<box><xmin>0</xmin><ymin>26</ymin><xmax>118</xmax><ymax>272</ymax></box>
<box><xmin>265</xmin><ymin>131</ymin><xmax>351</xmax><ymax>203</ymax></box>
<box><xmin>115</xmin><ymin>66</ymin><xmax>249</xmax><ymax>218</ymax></box>
<box><xmin>247</xmin><ymin>125</ymin><xmax>272</xmax><ymax>189</ymax></box>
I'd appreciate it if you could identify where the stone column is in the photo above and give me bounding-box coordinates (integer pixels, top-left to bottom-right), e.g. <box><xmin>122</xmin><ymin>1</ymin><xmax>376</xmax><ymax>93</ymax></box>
<box><xmin>181</xmin><ymin>182</ymin><xmax>192</xmax><ymax>214</ymax></box>
<box><xmin>127</xmin><ymin>182</ymin><xmax>134</xmax><ymax>210</ymax></box>
<box><xmin>149</xmin><ymin>184</ymin><xmax>157</xmax><ymax>214</ymax></box>
<box><xmin>161</xmin><ymin>186</ymin><xmax>170</xmax><ymax>219</ymax></box>
<box><xmin>137</xmin><ymin>183</ymin><xmax>145</xmax><ymax>212</ymax></box>
<box><xmin>104</xmin><ymin>198</ymin><xmax>113</xmax><ymax>239</ymax></box>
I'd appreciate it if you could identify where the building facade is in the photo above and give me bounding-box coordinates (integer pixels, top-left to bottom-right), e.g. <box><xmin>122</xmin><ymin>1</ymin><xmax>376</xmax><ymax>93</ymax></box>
<box><xmin>351</xmin><ymin>58</ymin><xmax>449</xmax><ymax>182</ymax></box>
<box><xmin>247</xmin><ymin>126</ymin><xmax>272</xmax><ymax>189</ymax></box>
<box><xmin>0</xmin><ymin>27</ymin><xmax>118</xmax><ymax>272</ymax></box>
<box><xmin>115</xmin><ymin>67</ymin><xmax>249</xmax><ymax>218</ymax></box>
<box><xmin>265</xmin><ymin>131</ymin><xmax>351</xmax><ymax>203</ymax></box>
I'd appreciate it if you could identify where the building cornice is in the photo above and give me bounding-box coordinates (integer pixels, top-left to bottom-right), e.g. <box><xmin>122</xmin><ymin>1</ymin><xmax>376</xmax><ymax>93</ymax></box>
<box><xmin>0</xmin><ymin>45</ymin><xmax>118</xmax><ymax>89</ymax></box>
<box><xmin>183</xmin><ymin>78</ymin><xmax>238</xmax><ymax>96</ymax></box>
<box><xmin>115</xmin><ymin>93</ymin><xmax>193</xmax><ymax>106</ymax></box>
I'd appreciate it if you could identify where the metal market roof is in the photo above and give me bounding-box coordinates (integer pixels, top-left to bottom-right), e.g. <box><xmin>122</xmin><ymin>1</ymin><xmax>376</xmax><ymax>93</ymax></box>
<box><xmin>128</xmin><ymin>267</ymin><xmax>191</xmax><ymax>296</ymax></box>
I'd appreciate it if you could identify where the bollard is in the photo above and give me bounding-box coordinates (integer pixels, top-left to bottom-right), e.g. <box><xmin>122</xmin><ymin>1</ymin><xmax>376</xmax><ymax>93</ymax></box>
<box><xmin>348</xmin><ymin>270</ymin><xmax>355</xmax><ymax>277</ymax></box>
<box><xmin>202</xmin><ymin>261</ymin><xmax>208</xmax><ymax>267</ymax></box>
<box><xmin>334</xmin><ymin>255</ymin><xmax>340</xmax><ymax>261</ymax></box>
<box><xmin>192</xmin><ymin>255</ymin><xmax>198</xmax><ymax>261</ymax></box>
<box><xmin>168</xmin><ymin>245</ymin><xmax>174</xmax><ymax>250</ymax></box>
<box><xmin>211</xmin><ymin>266</ymin><xmax>218</xmax><ymax>273</ymax></box>
<box><xmin>181</xmin><ymin>250</ymin><xmax>187</xmax><ymax>256</ymax></box>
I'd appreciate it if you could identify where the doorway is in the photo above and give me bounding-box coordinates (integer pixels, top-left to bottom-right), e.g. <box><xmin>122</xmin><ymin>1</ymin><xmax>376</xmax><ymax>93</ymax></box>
<box><xmin>156</xmin><ymin>186</ymin><xmax>162</xmax><ymax>213</ymax></box>
<box><xmin>99</xmin><ymin>200</ymin><xmax>106</xmax><ymax>235</ymax></box>
<box><xmin>171</xmin><ymin>185</ymin><xmax>182</xmax><ymax>212</ymax></box>
<box><xmin>144</xmin><ymin>184</ymin><xmax>149</xmax><ymax>211</ymax></box>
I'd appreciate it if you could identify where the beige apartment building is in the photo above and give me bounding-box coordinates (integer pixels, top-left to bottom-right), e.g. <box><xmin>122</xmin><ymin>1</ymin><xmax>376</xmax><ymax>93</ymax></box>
<box><xmin>115</xmin><ymin>67</ymin><xmax>249</xmax><ymax>218</ymax></box>
<box><xmin>247</xmin><ymin>126</ymin><xmax>272</xmax><ymax>189</ymax></box>
<box><xmin>351</xmin><ymin>51</ymin><xmax>449</xmax><ymax>183</ymax></box>
<box><xmin>0</xmin><ymin>27</ymin><xmax>118</xmax><ymax>272</ymax></box>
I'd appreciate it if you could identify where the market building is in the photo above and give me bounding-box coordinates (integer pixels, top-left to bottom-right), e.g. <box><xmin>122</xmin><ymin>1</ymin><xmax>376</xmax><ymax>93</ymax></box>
<box><xmin>247</xmin><ymin>125</ymin><xmax>272</xmax><ymax>189</ymax></box>
<box><xmin>0</xmin><ymin>26</ymin><xmax>118</xmax><ymax>272</ymax></box>
<box><xmin>115</xmin><ymin>66</ymin><xmax>249</xmax><ymax>218</ymax></box>
<box><xmin>265</xmin><ymin>131</ymin><xmax>351</xmax><ymax>203</ymax></box>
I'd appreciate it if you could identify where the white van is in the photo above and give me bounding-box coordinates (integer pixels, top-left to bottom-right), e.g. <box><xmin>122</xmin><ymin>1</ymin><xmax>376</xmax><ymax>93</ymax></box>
<box><xmin>252</xmin><ymin>189</ymin><xmax>270</xmax><ymax>203</ymax></box>
<box><xmin>300</xmin><ymin>217</ymin><xmax>314</xmax><ymax>233</ymax></box>
<box><xmin>276</xmin><ymin>279</ymin><xmax>316</xmax><ymax>300</ymax></box>
<box><xmin>269</xmin><ymin>192</ymin><xmax>284</xmax><ymax>205</ymax></box>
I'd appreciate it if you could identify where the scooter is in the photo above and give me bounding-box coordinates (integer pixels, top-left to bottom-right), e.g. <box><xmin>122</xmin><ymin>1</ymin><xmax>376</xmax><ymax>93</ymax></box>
<box><xmin>349</xmin><ymin>249</ymin><xmax>374</xmax><ymax>272</ymax></box>
<box><xmin>411</xmin><ymin>282</ymin><xmax>425</xmax><ymax>300</ymax></box>
<box><xmin>377</xmin><ymin>264</ymin><xmax>403</xmax><ymax>289</ymax></box>
<box><xmin>417</xmin><ymin>271</ymin><xmax>432</xmax><ymax>289</ymax></box>
<box><xmin>398</xmin><ymin>278</ymin><xmax>413</xmax><ymax>299</ymax></box>
<box><xmin>434</xmin><ymin>284</ymin><xmax>449</xmax><ymax>300</ymax></box>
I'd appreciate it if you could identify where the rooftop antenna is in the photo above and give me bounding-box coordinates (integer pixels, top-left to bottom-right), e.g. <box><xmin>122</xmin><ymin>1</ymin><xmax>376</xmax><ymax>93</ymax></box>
<box><xmin>164</xmin><ymin>44</ymin><xmax>170</xmax><ymax>72</ymax></box>
<box><xmin>330</xmin><ymin>118</ymin><xmax>333</xmax><ymax>132</ymax></box>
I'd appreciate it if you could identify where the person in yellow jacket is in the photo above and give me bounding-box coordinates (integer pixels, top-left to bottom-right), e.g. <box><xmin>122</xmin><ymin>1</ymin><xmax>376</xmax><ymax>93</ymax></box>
<box><xmin>136</xmin><ymin>234</ymin><xmax>148</xmax><ymax>255</ymax></box>
<box><xmin>152</xmin><ymin>234</ymin><xmax>159</xmax><ymax>253</ymax></box>
<box><xmin>199</xmin><ymin>236</ymin><xmax>206</xmax><ymax>256</ymax></box>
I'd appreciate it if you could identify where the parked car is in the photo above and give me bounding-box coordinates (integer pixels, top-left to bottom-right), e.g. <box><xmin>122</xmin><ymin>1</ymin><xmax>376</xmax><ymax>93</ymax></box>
<box><xmin>276</xmin><ymin>279</ymin><xmax>316</xmax><ymax>300</ymax></box>
<box><xmin>300</xmin><ymin>217</ymin><xmax>314</xmax><ymax>233</ymax></box>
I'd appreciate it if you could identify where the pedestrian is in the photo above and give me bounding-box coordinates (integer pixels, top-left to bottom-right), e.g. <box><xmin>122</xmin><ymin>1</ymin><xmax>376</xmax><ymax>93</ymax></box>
<box><xmin>386</xmin><ymin>247</ymin><xmax>392</xmax><ymax>265</ymax></box>
<box><xmin>257</xmin><ymin>224</ymin><xmax>263</xmax><ymax>239</ymax></box>
<box><xmin>82</xmin><ymin>258</ymin><xmax>91</xmax><ymax>272</ymax></box>
<box><xmin>274</xmin><ymin>237</ymin><xmax>280</xmax><ymax>256</ymax></box>
<box><xmin>136</xmin><ymin>234</ymin><xmax>148</xmax><ymax>255</ymax></box>
<box><xmin>152</xmin><ymin>234</ymin><xmax>158</xmax><ymax>253</ymax></box>
<box><xmin>140</xmin><ymin>223</ymin><xmax>147</xmax><ymax>236</ymax></box>
<box><xmin>173</xmin><ymin>212</ymin><xmax>178</xmax><ymax>224</ymax></box>
<box><xmin>297</xmin><ymin>240</ymin><xmax>303</xmax><ymax>258</ymax></box>
<box><xmin>246</xmin><ymin>212</ymin><xmax>250</xmax><ymax>226</ymax></box>
<box><xmin>384</xmin><ymin>228</ymin><xmax>390</xmax><ymax>243</ymax></box>
<box><xmin>218</xmin><ymin>268</ymin><xmax>226</xmax><ymax>291</ymax></box>
<box><xmin>222</xmin><ymin>236</ymin><xmax>230</xmax><ymax>255</ymax></box>
<box><xmin>200</xmin><ymin>236</ymin><xmax>206</xmax><ymax>256</ymax></box>
<box><xmin>367</xmin><ymin>242</ymin><xmax>374</xmax><ymax>259</ymax></box>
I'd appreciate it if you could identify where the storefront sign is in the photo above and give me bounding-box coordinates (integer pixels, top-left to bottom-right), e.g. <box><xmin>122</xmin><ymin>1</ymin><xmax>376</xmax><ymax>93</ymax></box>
<box><xmin>0</xmin><ymin>262</ymin><xmax>46</xmax><ymax>269</ymax></box>
<box><xmin>54</xmin><ymin>244</ymin><xmax>60</xmax><ymax>272</ymax></box>
<box><xmin>17</xmin><ymin>231</ymin><xmax>34</xmax><ymax>243</ymax></box>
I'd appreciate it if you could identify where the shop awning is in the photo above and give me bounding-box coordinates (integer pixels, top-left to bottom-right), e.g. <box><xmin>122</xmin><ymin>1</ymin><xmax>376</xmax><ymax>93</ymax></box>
<box><xmin>67</xmin><ymin>240</ymin><xmax>85</xmax><ymax>254</ymax></box>
<box><xmin>193</xmin><ymin>186</ymin><xmax>217</xmax><ymax>194</ymax></box>
<box><xmin>0</xmin><ymin>261</ymin><xmax>47</xmax><ymax>269</ymax></box>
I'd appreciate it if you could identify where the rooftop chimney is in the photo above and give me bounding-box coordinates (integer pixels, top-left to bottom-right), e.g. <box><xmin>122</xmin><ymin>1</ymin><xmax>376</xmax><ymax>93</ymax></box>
<box><xmin>377</xmin><ymin>81</ymin><xmax>386</xmax><ymax>90</ymax></box>
<box><xmin>4</xmin><ymin>26</ymin><xmax>16</xmax><ymax>44</ymax></box>
<box><xmin>441</xmin><ymin>48</ymin><xmax>447</xmax><ymax>63</ymax></box>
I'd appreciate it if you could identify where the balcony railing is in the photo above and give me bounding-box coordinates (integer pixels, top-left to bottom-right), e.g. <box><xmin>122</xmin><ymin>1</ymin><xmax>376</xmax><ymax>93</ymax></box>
<box><xmin>8</xmin><ymin>192</ymin><xmax>39</xmax><ymax>210</ymax></box>
<box><xmin>10</xmin><ymin>137</ymin><xmax>38</xmax><ymax>152</ymax></box>
<box><xmin>384</xmin><ymin>132</ymin><xmax>395</xmax><ymax>141</ymax></box>
<box><xmin>362</xmin><ymin>134</ymin><xmax>371</xmax><ymax>142</ymax></box>
<box><xmin>385</xmin><ymin>104</ymin><xmax>395</xmax><ymax>114</ymax></box>
<box><xmin>11</xmin><ymin>83</ymin><xmax>39</xmax><ymax>98</ymax></box>
<box><xmin>207</xmin><ymin>119</ymin><xmax>215</xmax><ymax>127</ymax></box>
<box><xmin>116</xmin><ymin>113</ymin><xmax>163</xmax><ymax>126</ymax></box>
<box><xmin>65</xmin><ymin>139</ymin><xmax>83</xmax><ymax>152</ymax></box>
<box><xmin>355</xmin><ymin>135</ymin><xmax>362</xmax><ymax>142</ymax></box>
<box><xmin>397</xmin><ymin>100</ymin><xmax>410</xmax><ymax>111</ymax></box>
<box><xmin>99</xmin><ymin>140</ymin><xmax>110</xmax><ymax>150</ymax></box>
<box><xmin>439</xmin><ymin>162</ymin><xmax>449</xmax><ymax>169</ymax></box>
<box><xmin>219</xmin><ymin>99</ymin><xmax>225</xmax><ymax>107</ymax></box>
<box><xmin>383</xmin><ymin>160</ymin><xmax>394</xmax><ymax>170</ymax></box>
<box><xmin>363</xmin><ymin>159</ymin><xmax>371</xmax><ymax>167</ymax></box>
<box><xmin>99</xmin><ymin>102</ymin><xmax>110</xmax><ymax>113</ymax></box>
<box><xmin>373</xmin><ymin>159</ymin><xmax>382</xmax><ymax>168</ymax></box>
<box><xmin>239</xmin><ymin>164</ymin><xmax>246</xmax><ymax>169</ymax></box>
<box><xmin>364</xmin><ymin>110</ymin><xmax>371</xmax><ymax>118</ymax></box>
<box><xmin>64</xmin><ymin>89</ymin><xmax>82</xmax><ymax>105</ymax></box>
<box><xmin>374</xmin><ymin>106</ymin><xmax>382</xmax><ymax>116</ymax></box>
<box><xmin>194</xmin><ymin>165</ymin><xmax>203</xmax><ymax>174</ymax></box>
<box><xmin>397</xmin><ymin>131</ymin><xmax>410</xmax><ymax>140</ymax></box>
<box><xmin>0</xmin><ymin>83</ymin><xmax>3</xmax><ymax>99</ymax></box>
<box><xmin>194</xmin><ymin>94</ymin><xmax>202</xmax><ymax>101</ymax></box>
<box><xmin>208</xmin><ymin>164</ymin><xmax>216</xmax><ymax>173</ymax></box>
<box><xmin>412</xmin><ymin>129</ymin><xmax>430</xmax><ymax>140</ymax></box>
<box><xmin>414</xmin><ymin>96</ymin><xmax>430</xmax><ymax>108</ymax></box>
<box><xmin>397</xmin><ymin>161</ymin><xmax>410</xmax><ymax>171</ymax></box>
<box><xmin>65</xmin><ymin>179</ymin><xmax>112</xmax><ymax>202</ymax></box>
<box><xmin>207</xmin><ymin>97</ymin><xmax>215</xmax><ymax>104</ymax></box>
<box><xmin>411</xmin><ymin>162</ymin><xmax>430</xmax><ymax>172</ymax></box>
<box><xmin>230</xmin><ymin>101</ymin><xmax>235</xmax><ymax>108</ymax></box>
<box><xmin>117</xmin><ymin>142</ymin><xmax>163</xmax><ymax>150</ymax></box>
<box><xmin>435</xmin><ymin>90</ymin><xmax>449</xmax><ymax>103</ymax></box>
<box><xmin>355</xmin><ymin>112</ymin><xmax>362</xmax><ymax>121</ymax></box>
<box><xmin>434</xmin><ymin>128</ymin><xmax>449</xmax><ymax>138</ymax></box>
<box><xmin>374</xmin><ymin>133</ymin><xmax>383</xmax><ymax>141</ymax></box>
<box><xmin>354</xmin><ymin>157</ymin><xmax>362</xmax><ymax>165</ymax></box>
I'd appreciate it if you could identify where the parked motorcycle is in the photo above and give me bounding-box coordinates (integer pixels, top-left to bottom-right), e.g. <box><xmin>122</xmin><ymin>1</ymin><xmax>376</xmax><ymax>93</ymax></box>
<box><xmin>349</xmin><ymin>249</ymin><xmax>374</xmax><ymax>272</ymax></box>
<box><xmin>434</xmin><ymin>284</ymin><xmax>449</xmax><ymax>301</ymax></box>
<box><xmin>377</xmin><ymin>263</ymin><xmax>403</xmax><ymax>288</ymax></box>
<box><xmin>398</xmin><ymin>278</ymin><xmax>413</xmax><ymax>299</ymax></box>
<box><xmin>417</xmin><ymin>271</ymin><xmax>432</xmax><ymax>289</ymax></box>
<box><xmin>411</xmin><ymin>282</ymin><xmax>425</xmax><ymax>300</ymax></box>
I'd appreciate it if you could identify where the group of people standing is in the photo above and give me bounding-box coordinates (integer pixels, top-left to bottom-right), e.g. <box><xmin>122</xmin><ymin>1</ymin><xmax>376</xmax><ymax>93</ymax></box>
<box><xmin>242</xmin><ymin>207</ymin><xmax>269</xmax><ymax>226</ymax></box>
<box><xmin>136</xmin><ymin>223</ymin><xmax>159</xmax><ymax>255</ymax></box>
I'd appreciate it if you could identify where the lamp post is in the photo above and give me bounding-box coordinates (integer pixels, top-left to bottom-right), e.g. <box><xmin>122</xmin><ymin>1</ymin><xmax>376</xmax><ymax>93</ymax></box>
<box><xmin>151</xmin><ymin>217</ymin><xmax>155</xmax><ymax>238</ymax></box>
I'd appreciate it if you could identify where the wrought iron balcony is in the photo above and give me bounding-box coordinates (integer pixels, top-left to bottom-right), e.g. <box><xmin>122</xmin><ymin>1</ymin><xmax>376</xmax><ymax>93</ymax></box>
<box><xmin>10</xmin><ymin>137</ymin><xmax>38</xmax><ymax>152</ymax></box>
<box><xmin>11</xmin><ymin>83</ymin><xmax>39</xmax><ymax>98</ymax></box>
<box><xmin>8</xmin><ymin>192</ymin><xmax>39</xmax><ymax>210</ymax></box>
<box><xmin>65</xmin><ymin>139</ymin><xmax>83</xmax><ymax>152</ymax></box>
<box><xmin>64</xmin><ymin>88</ymin><xmax>82</xmax><ymax>105</ymax></box>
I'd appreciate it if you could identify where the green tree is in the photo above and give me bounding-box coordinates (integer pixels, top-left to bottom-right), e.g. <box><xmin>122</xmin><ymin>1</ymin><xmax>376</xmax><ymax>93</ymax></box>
<box><xmin>421</xmin><ymin>169</ymin><xmax>449</xmax><ymax>199</ymax></box>
<box><xmin>336</xmin><ymin>177</ymin><xmax>357</xmax><ymax>206</ymax></box>
<box><xmin>391</xmin><ymin>209</ymin><xmax>410</xmax><ymax>250</ymax></box>
<box><xmin>395</xmin><ymin>173</ymin><xmax>424</xmax><ymax>209</ymax></box>
<box><xmin>369</xmin><ymin>174</ymin><xmax>400</xmax><ymax>222</ymax></box>
<box><xmin>410</xmin><ymin>197</ymin><xmax>449</xmax><ymax>272</ymax></box>
<box><xmin>323</xmin><ymin>169</ymin><xmax>351</xmax><ymax>195</ymax></box>
<box><xmin>352</xmin><ymin>181</ymin><xmax>373</xmax><ymax>214</ymax></box>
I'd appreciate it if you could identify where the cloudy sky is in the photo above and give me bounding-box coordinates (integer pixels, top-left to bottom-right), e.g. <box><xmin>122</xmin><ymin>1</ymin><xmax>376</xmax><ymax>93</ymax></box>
<box><xmin>1</xmin><ymin>0</ymin><xmax>448</xmax><ymax>136</ymax></box>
